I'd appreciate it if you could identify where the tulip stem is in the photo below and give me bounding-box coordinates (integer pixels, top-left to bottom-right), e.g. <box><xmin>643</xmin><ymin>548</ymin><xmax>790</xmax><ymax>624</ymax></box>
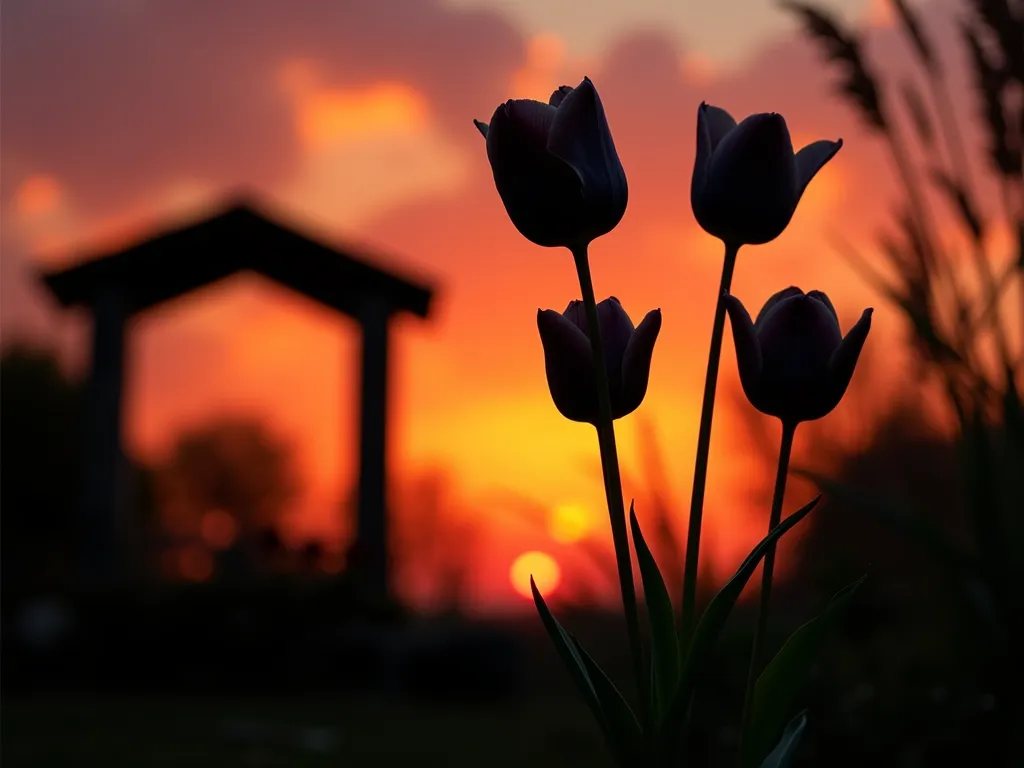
<box><xmin>571</xmin><ymin>244</ymin><xmax>650</xmax><ymax>735</ymax></box>
<box><xmin>679</xmin><ymin>242</ymin><xmax>739</xmax><ymax>648</ymax></box>
<box><xmin>738</xmin><ymin>419</ymin><xmax>796</xmax><ymax>765</ymax></box>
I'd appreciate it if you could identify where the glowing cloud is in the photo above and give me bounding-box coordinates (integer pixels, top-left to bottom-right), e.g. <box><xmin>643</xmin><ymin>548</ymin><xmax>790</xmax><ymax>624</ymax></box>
<box><xmin>298</xmin><ymin>83</ymin><xmax>431</xmax><ymax>149</ymax></box>
<box><xmin>14</xmin><ymin>174</ymin><xmax>63</xmax><ymax>217</ymax></box>
<box><xmin>275</xmin><ymin>62</ymin><xmax>471</xmax><ymax>231</ymax></box>
<box><xmin>509</xmin><ymin>32</ymin><xmax>567</xmax><ymax>99</ymax></box>
<box><xmin>864</xmin><ymin>0</ymin><xmax>897</xmax><ymax>29</ymax></box>
<box><xmin>681</xmin><ymin>52</ymin><xmax>718</xmax><ymax>86</ymax></box>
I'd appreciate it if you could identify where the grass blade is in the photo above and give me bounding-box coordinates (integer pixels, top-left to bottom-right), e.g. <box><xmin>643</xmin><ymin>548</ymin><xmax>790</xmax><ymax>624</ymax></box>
<box><xmin>758</xmin><ymin>711</ymin><xmax>808</xmax><ymax>768</ymax></box>
<box><xmin>659</xmin><ymin>495</ymin><xmax>823</xmax><ymax>763</ymax></box>
<box><xmin>569</xmin><ymin>633</ymin><xmax>645</xmax><ymax>765</ymax></box>
<box><xmin>530</xmin><ymin>578</ymin><xmax>605</xmax><ymax>730</ymax></box>
<box><xmin>629</xmin><ymin>501</ymin><xmax>679</xmax><ymax>724</ymax></box>
<box><xmin>740</xmin><ymin>576</ymin><xmax>866</xmax><ymax>768</ymax></box>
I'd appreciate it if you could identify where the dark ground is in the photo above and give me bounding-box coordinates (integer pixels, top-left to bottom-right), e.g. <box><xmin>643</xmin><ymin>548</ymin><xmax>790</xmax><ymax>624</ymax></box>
<box><xmin>2</xmin><ymin>693</ymin><xmax>612</xmax><ymax>768</ymax></box>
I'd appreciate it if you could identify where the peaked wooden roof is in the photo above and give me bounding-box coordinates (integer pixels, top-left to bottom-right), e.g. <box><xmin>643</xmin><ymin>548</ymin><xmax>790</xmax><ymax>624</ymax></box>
<box><xmin>40</xmin><ymin>197</ymin><xmax>433</xmax><ymax>319</ymax></box>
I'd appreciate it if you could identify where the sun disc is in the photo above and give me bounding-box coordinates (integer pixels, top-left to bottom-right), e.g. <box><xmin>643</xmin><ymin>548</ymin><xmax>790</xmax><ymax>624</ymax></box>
<box><xmin>509</xmin><ymin>550</ymin><xmax>561</xmax><ymax>600</ymax></box>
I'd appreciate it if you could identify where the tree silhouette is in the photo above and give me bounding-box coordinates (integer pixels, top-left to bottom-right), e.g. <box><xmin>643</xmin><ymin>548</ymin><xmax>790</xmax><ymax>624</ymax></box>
<box><xmin>1</xmin><ymin>342</ymin><xmax>164</xmax><ymax>589</ymax></box>
<box><xmin>0</xmin><ymin>343</ymin><xmax>83</xmax><ymax>590</ymax></box>
<box><xmin>154</xmin><ymin>417</ymin><xmax>298</xmax><ymax>579</ymax></box>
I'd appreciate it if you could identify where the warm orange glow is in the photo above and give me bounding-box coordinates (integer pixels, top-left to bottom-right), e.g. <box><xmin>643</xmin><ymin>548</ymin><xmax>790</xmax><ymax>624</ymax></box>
<box><xmin>510</xmin><ymin>32</ymin><xmax>567</xmax><ymax>99</ymax></box>
<box><xmin>527</xmin><ymin>33</ymin><xmax>566</xmax><ymax>71</ymax></box>
<box><xmin>864</xmin><ymin>0</ymin><xmax>896</xmax><ymax>28</ymax></box>
<box><xmin>200</xmin><ymin>509</ymin><xmax>239</xmax><ymax>550</ymax></box>
<box><xmin>14</xmin><ymin>174</ymin><xmax>62</xmax><ymax>217</ymax></box>
<box><xmin>320</xmin><ymin>550</ymin><xmax>345</xmax><ymax>575</ymax></box>
<box><xmin>510</xmin><ymin>550</ymin><xmax>561</xmax><ymax>599</ymax></box>
<box><xmin>179</xmin><ymin>545</ymin><xmax>214</xmax><ymax>582</ymax></box>
<box><xmin>3</xmin><ymin>7</ymin><xmax>952</xmax><ymax>613</ymax></box>
<box><xmin>681</xmin><ymin>53</ymin><xmax>717</xmax><ymax>86</ymax></box>
<box><xmin>549</xmin><ymin>503</ymin><xmax>593</xmax><ymax>544</ymax></box>
<box><xmin>297</xmin><ymin>82</ymin><xmax>430</xmax><ymax>148</ymax></box>
<box><xmin>789</xmin><ymin>136</ymin><xmax>845</xmax><ymax>218</ymax></box>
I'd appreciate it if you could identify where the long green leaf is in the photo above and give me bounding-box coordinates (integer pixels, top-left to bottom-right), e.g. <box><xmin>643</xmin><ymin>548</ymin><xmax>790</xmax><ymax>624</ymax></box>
<box><xmin>530</xmin><ymin>578</ymin><xmax>605</xmax><ymax>730</ymax></box>
<box><xmin>570</xmin><ymin>633</ymin><xmax>645</xmax><ymax>766</ymax></box>
<box><xmin>629</xmin><ymin>501</ymin><xmax>679</xmax><ymax>724</ymax></box>
<box><xmin>740</xmin><ymin>576</ymin><xmax>866</xmax><ymax>768</ymax></box>
<box><xmin>659</xmin><ymin>495</ymin><xmax>823</xmax><ymax>763</ymax></box>
<box><xmin>758</xmin><ymin>711</ymin><xmax>808</xmax><ymax>768</ymax></box>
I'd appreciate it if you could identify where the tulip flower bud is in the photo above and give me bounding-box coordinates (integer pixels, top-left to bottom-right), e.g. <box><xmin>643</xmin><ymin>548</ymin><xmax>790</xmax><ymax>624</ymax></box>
<box><xmin>724</xmin><ymin>287</ymin><xmax>872</xmax><ymax>425</ymax></box>
<box><xmin>691</xmin><ymin>104</ymin><xmax>843</xmax><ymax>246</ymax></box>
<box><xmin>537</xmin><ymin>297</ymin><xmax>661</xmax><ymax>425</ymax></box>
<box><xmin>474</xmin><ymin>78</ymin><xmax>628</xmax><ymax>249</ymax></box>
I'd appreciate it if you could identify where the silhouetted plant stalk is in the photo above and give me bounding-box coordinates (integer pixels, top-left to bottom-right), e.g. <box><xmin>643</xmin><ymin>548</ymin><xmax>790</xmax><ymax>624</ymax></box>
<box><xmin>679</xmin><ymin>241</ymin><xmax>738</xmax><ymax>648</ymax></box>
<box><xmin>571</xmin><ymin>242</ymin><xmax>651</xmax><ymax>732</ymax></box>
<box><xmin>476</xmin><ymin>76</ymin><xmax>868</xmax><ymax>767</ymax></box>
<box><xmin>722</xmin><ymin>287</ymin><xmax>872</xmax><ymax>767</ymax></box>
<box><xmin>787</xmin><ymin>0</ymin><xmax>1024</xmax><ymax>759</ymax></box>
<box><xmin>739</xmin><ymin>420</ymin><xmax>795</xmax><ymax>744</ymax></box>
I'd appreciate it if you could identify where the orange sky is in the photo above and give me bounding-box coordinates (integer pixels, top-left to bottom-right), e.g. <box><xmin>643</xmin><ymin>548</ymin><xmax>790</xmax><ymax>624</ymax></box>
<box><xmin>1</xmin><ymin>0</ymin><xmax>1018</xmax><ymax>612</ymax></box>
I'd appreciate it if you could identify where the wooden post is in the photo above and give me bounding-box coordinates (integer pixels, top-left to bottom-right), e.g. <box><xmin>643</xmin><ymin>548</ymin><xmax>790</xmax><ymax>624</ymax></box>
<box><xmin>79</xmin><ymin>288</ymin><xmax>128</xmax><ymax>585</ymax></box>
<box><xmin>354</xmin><ymin>297</ymin><xmax>390</xmax><ymax>600</ymax></box>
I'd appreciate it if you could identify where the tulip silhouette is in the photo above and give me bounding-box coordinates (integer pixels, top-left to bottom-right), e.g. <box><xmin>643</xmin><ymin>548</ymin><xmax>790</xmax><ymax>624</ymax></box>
<box><xmin>724</xmin><ymin>287</ymin><xmax>872</xmax><ymax>425</ymax></box>
<box><xmin>537</xmin><ymin>297</ymin><xmax>661</xmax><ymax>425</ymax></box>
<box><xmin>474</xmin><ymin>77</ymin><xmax>628</xmax><ymax>249</ymax></box>
<box><xmin>691</xmin><ymin>104</ymin><xmax>843</xmax><ymax>246</ymax></box>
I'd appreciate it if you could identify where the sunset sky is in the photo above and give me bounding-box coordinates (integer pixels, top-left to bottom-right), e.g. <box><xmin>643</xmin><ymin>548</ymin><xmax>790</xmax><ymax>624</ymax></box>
<box><xmin>1</xmin><ymin>0</ymin><xmax>1016</xmax><ymax>611</ymax></box>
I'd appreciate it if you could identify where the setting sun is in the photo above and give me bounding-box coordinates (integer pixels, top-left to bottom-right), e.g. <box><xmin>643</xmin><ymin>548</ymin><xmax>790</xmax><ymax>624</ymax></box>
<box><xmin>509</xmin><ymin>551</ymin><xmax>561</xmax><ymax>600</ymax></box>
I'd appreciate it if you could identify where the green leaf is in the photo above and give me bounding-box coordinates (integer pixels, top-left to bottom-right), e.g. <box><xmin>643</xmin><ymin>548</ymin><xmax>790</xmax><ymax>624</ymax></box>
<box><xmin>530</xmin><ymin>577</ymin><xmax>604</xmax><ymax>729</ymax></box>
<box><xmin>758</xmin><ymin>711</ymin><xmax>808</xmax><ymax>768</ymax></box>
<box><xmin>629</xmin><ymin>501</ymin><xmax>679</xmax><ymax>724</ymax></box>
<box><xmin>740</xmin><ymin>575</ymin><xmax>865</xmax><ymax>768</ymax></box>
<box><xmin>658</xmin><ymin>495</ymin><xmax>823</xmax><ymax>763</ymax></box>
<box><xmin>569</xmin><ymin>633</ymin><xmax>645</xmax><ymax>765</ymax></box>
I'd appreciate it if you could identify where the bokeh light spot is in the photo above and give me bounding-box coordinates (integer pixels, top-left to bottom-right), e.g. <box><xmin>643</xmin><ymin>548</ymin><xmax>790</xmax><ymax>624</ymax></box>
<box><xmin>179</xmin><ymin>545</ymin><xmax>214</xmax><ymax>582</ymax></box>
<box><xmin>549</xmin><ymin>503</ymin><xmax>592</xmax><ymax>544</ymax></box>
<box><xmin>201</xmin><ymin>509</ymin><xmax>239</xmax><ymax>550</ymax></box>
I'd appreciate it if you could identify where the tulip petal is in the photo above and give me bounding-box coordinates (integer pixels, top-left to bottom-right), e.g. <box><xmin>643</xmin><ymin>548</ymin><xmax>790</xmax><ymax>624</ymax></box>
<box><xmin>760</xmin><ymin>295</ymin><xmax>844</xmax><ymax>383</ymax></box>
<box><xmin>597</xmin><ymin>297</ymin><xmax>637</xmax><ymax>407</ymax></box>
<box><xmin>806</xmin><ymin>290</ymin><xmax>838</xmax><ymax>321</ymax></box>
<box><xmin>497</xmin><ymin>99</ymin><xmax>557</xmax><ymax>146</ymax></box>
<box><xmin>474</xmin><ymin>119</ymin><xmax>488</xmax><ymax>139</ymax></box>
<box><xmin>794</xmin><ymin>139</ymin><xmax>843</xmax><ymax>199</ymax></box>
<box><xmin>755</xmin><ymin>286</ymin><xmax>804</xmax><ymax>328</ymax></box>
<box><xmin>547</xmin><ymin>77</ymin><xmax>628</xmax><ymax>238</ymax></box>
<box><xmin>723</xmin><ymin>295</ymin><xmax>764</xmax><ymax>407</ymax></box>
<box><xmin>620</xmin><ymin>309</ymin><xmax>662</xmax><ymax>418</ymax></box>
<box><xmin>550</xmin><ymin>85</ymin><xmax>574</xmax><ymax>107</ymax></box>
<box><xmin>486</xmin><ymin>99</ymin><xmax>586</xmax><ymax>247</ymax></box>
<box><xmin>702</xmin><ymin>103</ymin><xmax>739</xmax><ymax>152</ymax></box>
<box><xmin>695</xmin><ymin>112</ymin><xmax>800</xmax><ymax>246</ymax></box>
<box><xmin>547</xmin><ymin>78</ymin><xmax>608</xmax><ymax>182</ymax></box>
<box><xmin>537</xmin><ymin>308</ymin><xmax>598</xmax><ymax>424</ymax></box>
<box><xmin>563</xmin><ymin>299</ymin><xmax>588</xmax><ymax>332</ymax></box>
<box><xmin>690</xmin><ymin>103</ymin><xmax>736</xmax><ymax>216</ymax></box>
<box><xmin>824</xmin><ymin>307</ymin><xmax>873</xmax><ymax>412</ymax></box>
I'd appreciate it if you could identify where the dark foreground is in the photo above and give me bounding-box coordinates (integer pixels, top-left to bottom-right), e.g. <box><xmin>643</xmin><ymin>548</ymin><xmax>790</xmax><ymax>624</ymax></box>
<box><xmin>3</xmin><ymin>693</ymin><xmax>612</xmax><ymax>768</ymax></box>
